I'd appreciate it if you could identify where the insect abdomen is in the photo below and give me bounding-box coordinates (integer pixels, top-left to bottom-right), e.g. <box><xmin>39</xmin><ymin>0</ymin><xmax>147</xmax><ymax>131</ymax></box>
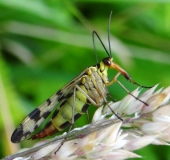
<box><xmin>30</xmin><ymin>85</ymin><xmax>89</xmax><ymax>140</ymax></box>
<box><xmin>30</xmin><ymin>66</ymin><xmax>107</xmax><ymax>140</ymax></box>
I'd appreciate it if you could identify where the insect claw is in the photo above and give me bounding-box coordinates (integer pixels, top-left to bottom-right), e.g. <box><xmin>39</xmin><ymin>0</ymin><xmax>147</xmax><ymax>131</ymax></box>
<box><xmin>129</xmin><ymin>79</ymin><xmax>153</xmax><ymax>89</ymax></box>
<box><xmin>123</xmin><ymin>73</ymin><xmax>152</xmax><ymax>89</ymax></box>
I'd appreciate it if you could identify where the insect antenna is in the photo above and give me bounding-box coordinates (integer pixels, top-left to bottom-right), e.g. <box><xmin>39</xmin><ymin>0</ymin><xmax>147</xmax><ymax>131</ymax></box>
<box><xmin>92</xmin><ymin>11</ymin><xmax>114</xmax><ymax>61</ymax></box>
<box><xmin>108</xmin><ymin>11</ymin><xmax>152</xmax><ymax>89</ymax></box>
<box><xmin>92</xmin><ymin>31</ymin><xmax>110</xmax><ymax>63</ymax></box>
<box><xmin>108</xmin><ymin>11</ymin><xmax>112</xmax><ymax>58</ymax></box>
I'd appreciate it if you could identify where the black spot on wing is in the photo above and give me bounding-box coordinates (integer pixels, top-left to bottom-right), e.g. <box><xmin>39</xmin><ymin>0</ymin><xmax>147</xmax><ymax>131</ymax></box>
<box><xmin>56</xmin><ymin>89</ymin><xmax>65</xmax><ymax>102</ymax></box>
<box><xmin>11</xmin><ymin>124</ymin><xmax>23</xmax><ymax>143</ymax></box>
<box><xmin>60</xmin><ymin>100</ymin><xmax>67</xmax><ymax>108</ymax></box>
<box><xmin>25</xmin><ymin>131</ymin><xmax>32</xmax><ymax>139</ymax></box>
<box><xmin>56</xmin><ymin>89</ymin><xmax>62</xmax><ymax>96</ymax></box>
<box><xmin>57</xmin><ymin>95</ymin><xmax>64</xmax><ymax>102</ymax></box>
<box><xmin>11</xmin><ymin>124</ymin><xmax>31</xmax><ymax>143</ymax></box>
<box><xmin>56</xmin><ymin>89</ymin><xmax>63</xmax><ymax>97</ymax></box>
<box><xmin>65</xmin><ymin>92</ymin><xmax>73</xmax><ymax>99</ymax></box>
<box><xmin>32</xmin><ymin>111</ymin><xmax>51</xmax><ymax>131</ymax></box>
<box><xmin>28</xmin><ymin>108</ymin><xmax>41</xmax><ymax>122</ymax></box>
<box><xmin>34</xmin><ymin>124</ymin><xmax>38</xmax><ymax>130</ymax></box>
<box><xmin>42</xmin><ymin>111</ymin><xmax>51</xmax><ymax>119</ymax></box>
<box><xmin>47</xmin><ymin>98</ymin><xmax>51</xmax><ymax>105</ymax></box>
<box><xmin>81</xmin><ymin>104</ymin><xmax>89</xmax><ymax>113</ymax></box>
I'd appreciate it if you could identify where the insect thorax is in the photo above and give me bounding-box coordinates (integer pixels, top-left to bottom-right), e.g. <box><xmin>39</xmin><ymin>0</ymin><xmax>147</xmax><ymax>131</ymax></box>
<box><xmin>81</xmin><ymin>61</ymin><xmax>109</xmax><ymax>105</ymax></box>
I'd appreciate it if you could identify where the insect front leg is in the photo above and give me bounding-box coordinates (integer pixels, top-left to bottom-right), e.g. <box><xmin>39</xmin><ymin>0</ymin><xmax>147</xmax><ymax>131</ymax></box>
<box><xmin>107</xmin><ymin>72</ymin><xmax>148</xmax><ymax>106</ymax></box>
<box><xmin>105</xmin><ymin>72</ymin><xmax>121</xmax><ymax>86</ymax></box>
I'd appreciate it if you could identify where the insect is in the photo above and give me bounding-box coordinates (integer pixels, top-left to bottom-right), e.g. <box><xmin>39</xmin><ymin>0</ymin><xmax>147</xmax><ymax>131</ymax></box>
<box><xmin>11</xmin><ymin>12</ymin><xmax>150</xmax><ymax>143</ymax></box>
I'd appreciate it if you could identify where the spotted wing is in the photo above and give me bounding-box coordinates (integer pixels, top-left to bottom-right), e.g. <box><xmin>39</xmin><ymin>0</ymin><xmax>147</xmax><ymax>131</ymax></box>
<box><xmin>11</xmin><ymin>69</ymin><xmax>87</xmax><ymax>143</ymax></box>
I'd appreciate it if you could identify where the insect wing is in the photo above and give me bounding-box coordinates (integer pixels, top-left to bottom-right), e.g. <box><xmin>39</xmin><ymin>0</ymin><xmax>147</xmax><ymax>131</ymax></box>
<box><xmin>11</xmin><ymin>70</ymin><xmax>87</xmax><ymax>143</ymax></box>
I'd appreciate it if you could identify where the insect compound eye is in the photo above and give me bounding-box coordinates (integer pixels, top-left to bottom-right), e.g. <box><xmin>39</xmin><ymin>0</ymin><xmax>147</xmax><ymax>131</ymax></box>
<box><xmin>102</xmin><ymin>57</ymin><xmax>112</xmax><ymax>66</ymax></box>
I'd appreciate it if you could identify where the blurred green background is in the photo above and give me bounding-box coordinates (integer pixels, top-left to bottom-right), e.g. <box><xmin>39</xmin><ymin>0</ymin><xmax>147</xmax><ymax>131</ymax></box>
<box><xmin>0</xmin><ymin>0</ymin><xmax>170</xmax><ymax>159</ymax></box>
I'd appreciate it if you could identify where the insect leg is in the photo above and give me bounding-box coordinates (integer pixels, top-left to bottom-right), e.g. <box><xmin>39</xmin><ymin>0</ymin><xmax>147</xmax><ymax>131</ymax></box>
<box><xmin>107</xmin><ymin>94</ymin><xmax>116</xmax><ymax>102</ymax></box>
<box><xmin>55</xmin><ymin>87</ymin><xmax>77</xmax><ymax>154</ymax></box>
<box><xmin>76</xmin><ymin>84</ymin><xmax>123</xmax><ymax>121</ymax></box>
<box><xmin>116</xmin><ymin>79</ymin><xmax>148</xmax><ymax>106</ymax></box>
<box><xmin>108</xmin><ymin>62</ymin><xmax>152</xmax><ymax>89</ymax></box>
<box><xmin>104</xmin><ymin>101</ymin><xmax>123</xmax><ymax>121</ymax></box>
<box><xmin>107</xmin><ymin>72</ymin><xmax>148</xmax><ymax>105</ymax></box>
<box><xmin>75</xmin><ymin>85</ymin><xmax>102</xmax><ymax>107</ymax></box>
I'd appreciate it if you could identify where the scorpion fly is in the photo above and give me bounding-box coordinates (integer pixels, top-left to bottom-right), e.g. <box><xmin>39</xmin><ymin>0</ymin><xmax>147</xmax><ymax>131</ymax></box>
<box><xmin>11</xmin><ymin>12</ymin><xmax>150</xmax><ymax>144</ymax></box>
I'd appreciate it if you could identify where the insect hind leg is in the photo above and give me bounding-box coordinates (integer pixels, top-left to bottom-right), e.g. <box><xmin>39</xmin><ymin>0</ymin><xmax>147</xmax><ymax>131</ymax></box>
<box><xmin>76</xmin><ymin>82</ymin><xmax>123</xmax><ymax>121</ymax></box>
<box><xmin>55</xmin><ymin>83</ymin><xmax>103</xmax><ymax>154</ymax></box>
<box><xmin>55</xmin><ymin>87</ymin><xmax>76</xmax><ymax>154</ymax></box>
<box><xmin>104</xmin><ymin>101</ymin><xmax>123</xmax><ymax>121</ymax></box>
